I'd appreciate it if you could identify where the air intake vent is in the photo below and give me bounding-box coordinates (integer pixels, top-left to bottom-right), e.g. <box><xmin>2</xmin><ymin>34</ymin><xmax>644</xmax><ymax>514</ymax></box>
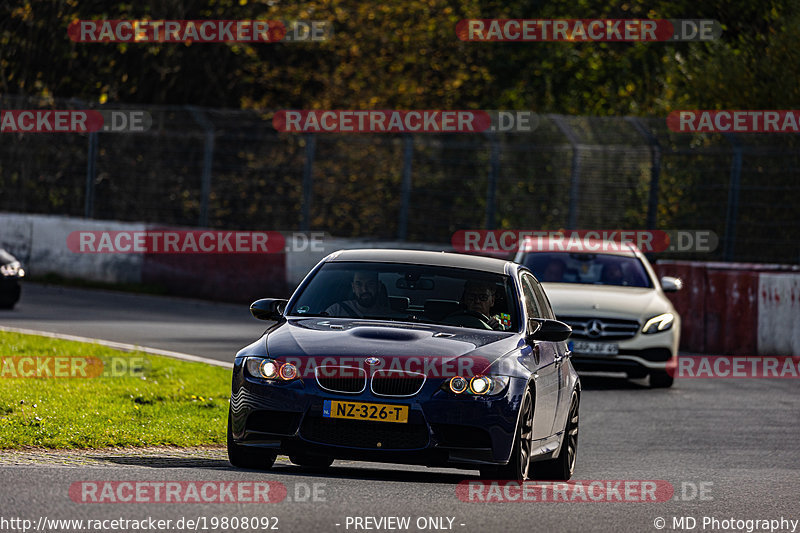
<box><xmin>315</xmin><ymin>366</ymin><xmax>367</xmax><ymax>394</ymax></box>
<box><xmin>370</xmin><ymin>369</ymin><xmax>426</xmax><ymax>397</ymax></box>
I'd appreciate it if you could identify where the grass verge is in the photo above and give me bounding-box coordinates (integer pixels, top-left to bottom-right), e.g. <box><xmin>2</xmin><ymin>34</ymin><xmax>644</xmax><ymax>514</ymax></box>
<box><xmin>0</xmin><ymin>331</ymin><xmax>231</xmax><ymax>449</ymax></box>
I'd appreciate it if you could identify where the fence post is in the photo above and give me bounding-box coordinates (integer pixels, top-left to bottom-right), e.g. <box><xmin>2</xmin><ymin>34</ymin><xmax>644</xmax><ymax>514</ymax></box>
<box><xmin>397</xmin><ymin>135</ymin><xmax>413</xmax><ymax>240</ymax></box>
<box><xmin>485</xmin><ymin>134</ymin><xmax>500</xmax><ymax>229</ymax></box>
<box><xmin>187</xmin><ymin>107</ymin><xmax>215</xmax><ymax>227</ymax></box>
<box><xmin>301</xmin><ymin>134</ymin><xmax>317</xmax><ymax>231</ymax></box>
<box><xmin>84</xmin><ymin>131</ymin><xmax>98</xmax><ymax>219</ymax></box>
<box><xmin>723</xmin><ymin>133</ymin><xmax>742</xmax><ymax>261</ymax></box>
<box><xmin>549</xmin><ymin>114</ymin><xmax>581</xmax><ymax>229</ymax></box>
<box><xmin>626</xmin><ymin>117</ymin><xmax>661</xmax><ymax>229</ymax></box>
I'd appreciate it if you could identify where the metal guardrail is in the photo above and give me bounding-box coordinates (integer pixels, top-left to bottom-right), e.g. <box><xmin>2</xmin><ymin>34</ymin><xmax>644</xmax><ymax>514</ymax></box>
<box><xmin>1</xmin><ymin>96</ymin><xmax>799</xmax><ymax>263</ymax></box>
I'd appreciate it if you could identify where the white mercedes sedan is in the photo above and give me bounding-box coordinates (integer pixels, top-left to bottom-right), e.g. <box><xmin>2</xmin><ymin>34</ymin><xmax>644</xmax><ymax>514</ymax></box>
<box><xmin>514</xmin><ymin>240</ymin><xmax>681</xmax><ymax>388</ymax></box>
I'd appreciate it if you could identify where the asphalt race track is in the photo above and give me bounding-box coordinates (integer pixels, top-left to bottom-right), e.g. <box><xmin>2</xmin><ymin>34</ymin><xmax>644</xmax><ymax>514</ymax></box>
<box><xmin>0</xmin><ymin>283</ymin><xmax>266</xmax><ymax>363</ymax></box>
<box><xmin>1</xmin><ymin>283</ymin><xmax>799</xmax><ymax>532</ymax></box>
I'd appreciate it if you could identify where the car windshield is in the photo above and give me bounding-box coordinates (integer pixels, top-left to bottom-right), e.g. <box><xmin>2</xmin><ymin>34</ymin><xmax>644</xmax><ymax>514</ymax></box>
<box><xmin>523</xmin><ymin>252</ymin><xmax>652</xmax><ymax>288</ymax></box>
<box><xmin>288</xmin><ymin>261</ymin><xmax>519</xmax><ymax>331</ymax></box>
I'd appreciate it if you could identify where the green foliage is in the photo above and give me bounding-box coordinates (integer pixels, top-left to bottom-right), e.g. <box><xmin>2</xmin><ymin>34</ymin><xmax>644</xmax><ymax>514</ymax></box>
<box><xmin>2</xmin><ymin>0</ymin><xmax>798</xmax><ymax>113</ymax></box>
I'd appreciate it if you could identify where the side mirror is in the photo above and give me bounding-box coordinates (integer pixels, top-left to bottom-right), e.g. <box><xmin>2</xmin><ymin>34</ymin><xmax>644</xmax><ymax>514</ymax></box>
<box><xmin>660</xmin><ymin>276</ymin><xmax>683</xmax><ymax>292</ymax></box>
<box><xmin>527</xmin><ymin>318</ymin><xmax>572</xmax><ymax>342</ymax></box>
<box><xmin>250</xmin><ymin>298</ymin><xmax>288</xmax><ymax>321</ymax></box>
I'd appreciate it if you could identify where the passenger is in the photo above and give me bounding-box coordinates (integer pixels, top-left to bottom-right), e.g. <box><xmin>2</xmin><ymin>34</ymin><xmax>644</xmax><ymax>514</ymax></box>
<box><xmin>449</xmin><ymin>280</ymin><xmax>509</xmax><ymax>330</ymax></box>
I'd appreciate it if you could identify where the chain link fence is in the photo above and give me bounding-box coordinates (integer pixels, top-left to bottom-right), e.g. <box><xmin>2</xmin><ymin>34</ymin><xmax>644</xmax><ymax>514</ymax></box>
<box><xmin>2</xmin><ymin>95</ymin><xmax>799</xmax><ymax>263</ymax></box>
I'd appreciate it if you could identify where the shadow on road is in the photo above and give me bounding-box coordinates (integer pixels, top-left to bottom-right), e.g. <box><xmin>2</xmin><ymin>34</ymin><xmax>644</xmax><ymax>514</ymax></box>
<box><xmin>577</xmin><ymin>373</ymin><xmax>652</xmax><ymax>390</ymax></box>
<box><xmin>97</xmin><ymin>456</ymin><xmax>232</xmax><ymax>469</ymax></box>
<box><xmin>95</xmin><ymin>456</ymin><xmax>477</xmax><ymax>484</ymax></box>
<box><xmin>265</xmin><ymin>464</ymin><xmax>477</xmax><ymax>484</ymax></box>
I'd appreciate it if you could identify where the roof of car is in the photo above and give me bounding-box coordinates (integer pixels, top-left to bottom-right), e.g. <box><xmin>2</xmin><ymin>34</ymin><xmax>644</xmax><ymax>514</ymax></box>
<box><xmin>326</xmin><ymin>249</ymin><xmax>513</xmax><ymax>274</ymax></box>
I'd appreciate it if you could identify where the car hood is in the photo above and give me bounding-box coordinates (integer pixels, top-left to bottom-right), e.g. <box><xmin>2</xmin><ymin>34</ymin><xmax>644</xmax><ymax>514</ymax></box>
<box><xmin>542</xmin><ymin>283</ymin><xmax>673</xmax><ymax>321</ymax></box>
<box><xmin>239</xmin><ymin>318</ymin><xmax>520</xmax><ymax>368</ymax></box>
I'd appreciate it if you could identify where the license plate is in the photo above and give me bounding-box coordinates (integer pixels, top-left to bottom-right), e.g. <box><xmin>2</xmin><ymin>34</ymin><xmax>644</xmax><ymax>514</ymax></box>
<box><xmin>569</xmin><ymin>340</ymin><xmax>619</xmax><ymax>356</ymax></box>
<box><xmin>323</xmin><ymin>400</ymin><xmax>408</xmax><ymax>423</ymax></box>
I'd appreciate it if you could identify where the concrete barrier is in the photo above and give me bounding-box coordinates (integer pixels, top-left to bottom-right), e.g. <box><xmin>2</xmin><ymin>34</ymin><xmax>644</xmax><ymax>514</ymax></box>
<box><xmin>0</xmin><ymin>213</ymin><xmax>143</xmax><ymax>283</ymax></box>
<box><xmin>655</xmin><ymin>260</ymin><xmax>800</xmax><ymax>356</ymax></box>
<box><xmin>758</xmin><ymin>274</ymin><xmax>800</xmax><ymax>356</ymax></box>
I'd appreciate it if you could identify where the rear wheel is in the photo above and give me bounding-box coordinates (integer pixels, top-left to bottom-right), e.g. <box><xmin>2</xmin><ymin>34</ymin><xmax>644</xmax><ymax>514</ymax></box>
<box><xmin>531</xmin><ymin>391</ymin><xmax>579</xmax><ymax>480</ymax></box>
<box><xmin>289</xmin><ymin>454</ymin><xmax>334</xmax><ymax>469</ymax></box>
<box><xmin>227</xmin><ymin>410</ymin><xmax>277</xmax><ymax>470</ymax></box>
<box><xmin>480</xmin><ymin>386</ymin><xmax>533</xmax><ymax>480</ymax></box>
<box><xmin>650</xmin><ymin>371</ymin><xmax>674</xmax><ymax>388</ymax></box>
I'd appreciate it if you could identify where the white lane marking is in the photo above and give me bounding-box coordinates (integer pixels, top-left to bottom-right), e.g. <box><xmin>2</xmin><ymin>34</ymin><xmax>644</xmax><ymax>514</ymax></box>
<box><xmin>0</xmin><ymin>325</ymin><xmax>233</xmax><ymax>369</ymax></box>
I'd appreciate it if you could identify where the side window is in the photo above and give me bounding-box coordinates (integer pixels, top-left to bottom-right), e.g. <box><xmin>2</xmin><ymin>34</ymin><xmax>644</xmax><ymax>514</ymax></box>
<box><xmin>520</xmin><ymin>274</ymin><xmax>542</xmax><ymax>319</ymax></box>
<box><xmin>532</xmin><ymin>281</ymin><xmax>556</xmax><ymax>320</ymax></box>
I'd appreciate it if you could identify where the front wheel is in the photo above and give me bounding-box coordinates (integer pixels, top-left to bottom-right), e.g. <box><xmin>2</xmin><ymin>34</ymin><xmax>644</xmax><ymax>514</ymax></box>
<box><xmin>227</xmin><ymin>410</ymin><xmax>277</xmax><ymax>470</ymax></box>
<box><xmin>531</xmin><ymin>391</ymin><xmax>579</xmax><ymax>480</ymax></box>
<box><xmin>480</xmin><ymin>386</ymin><xmax>533</xmax><ymax>480</ymax></box>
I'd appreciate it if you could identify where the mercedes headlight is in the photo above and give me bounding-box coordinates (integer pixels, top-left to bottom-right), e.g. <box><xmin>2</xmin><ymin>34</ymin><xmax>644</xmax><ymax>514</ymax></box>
<box><xmin>642</xmin><ymin>313</ymin><xmax>675</xmax><ymax>334</ymax></box>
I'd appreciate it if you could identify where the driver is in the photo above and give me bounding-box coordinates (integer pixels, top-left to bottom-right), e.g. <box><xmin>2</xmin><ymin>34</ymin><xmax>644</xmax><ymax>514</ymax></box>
<box><xmin>453</xmin><ymin>280</ymin><xmax>509</xmax><ymax>330</ymax></box>
<box><xmin>325</xmin><ymin>270</ymin><xmax>392</xmax><ymax>318</ymax></box>
<box><xmin>601</xmin><ymin>263</ymin><xmax>626</xmax><ymax>285</ymax></box>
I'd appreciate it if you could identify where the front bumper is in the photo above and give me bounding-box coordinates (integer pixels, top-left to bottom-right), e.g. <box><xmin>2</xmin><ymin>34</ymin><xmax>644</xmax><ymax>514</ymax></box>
<box><xmin>229</xmin><ymin>357</ymin><xmax>526</xmax><ymax>468</ymax></box>
<box><xmin>570</xmin><ymin>329</ymin><xmax>678</xmax><ymax>376</ymax></box>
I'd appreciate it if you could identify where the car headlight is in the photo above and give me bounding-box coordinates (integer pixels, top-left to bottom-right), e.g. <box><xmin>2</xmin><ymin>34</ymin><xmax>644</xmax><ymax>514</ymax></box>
<box><xmin>449</xmin><ymin>376</ymin><xmax>468</xmax><ymax>394</ymax></box>
<box><xmin>444</xmin><ymin>375</ymin><xmax>509</xmax><ymax>396</ymax></box>
<box><xmin>0</xmin><ymin>261</ymin><xmax>24</xmax><ymax>278</ymax></box>
<box><xmin>642</xmin><ymin>313</ymin><xmax>675</xmax><ymax>334</ymax></box>
<box><xmin>245</xmin><ymin>357</ymin><xmax>299</xmax><ymax>381</ymax></box>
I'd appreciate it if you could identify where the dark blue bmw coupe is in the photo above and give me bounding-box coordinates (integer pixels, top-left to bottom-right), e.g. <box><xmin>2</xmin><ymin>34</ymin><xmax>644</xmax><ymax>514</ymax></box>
<box><xmin>228</xmin><ymin>249</ymin><xmax>580</xmax><ymax>480</ymax></box>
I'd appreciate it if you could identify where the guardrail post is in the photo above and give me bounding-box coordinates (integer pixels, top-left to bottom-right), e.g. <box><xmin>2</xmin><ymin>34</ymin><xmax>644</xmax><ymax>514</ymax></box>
<box><xmin>626</xmin><ymin>117</ymin><xmax>661</xmax><ymax>229</ymax></box>
<box><xmin>84</xmin><ymin>131</ymin><xmax>98</xmax><ymax>219</ymax></box>
<box><xmin>397</xmin><ymin>134</ymin><xmax>413</xmax><ymax>240</ymax></box>
<box><xmin>485</xmin><ymin>134</ymin><xmax>500</xmax><ymax>229</ymax></box>
<box><xmin>187</xmin><ymin>106</ymin><xmax>215</xmax><ymax>228</ymax></box>
<box><xmin>301</xmin><ymin>133</ymin><xmax>316</xmax><ymax>231</ymax></box>
<box><xmin>549</xmin><ymin>114</ymin><xmax>582</xmax><ymax>230</ymax></box>
<box><xmin>723</xmin><ymin>133</ymin><xmax>743</xmax><ymax>261</ymax></box>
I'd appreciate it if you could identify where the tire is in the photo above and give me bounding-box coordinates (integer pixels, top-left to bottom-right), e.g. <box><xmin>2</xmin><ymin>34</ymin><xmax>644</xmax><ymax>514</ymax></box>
<box><xmin>650</xmin><ymin>371</ymin><xmax>674</xmax><ymax>388</ymax></box>
<box><xmin>480</xmin><ymin>386</ymin><xmax>534</xmax><ymax>480</ymax></box>
<box><xmin>289</xmin><ymin>454</ymin><xmax>334</xmax><ymax>469</ymax></box>
<box><xmin>531</xmin><ymin>391</ymin><xmax>579</xmax><ymax>481</ymax></box>
<box><xmin>227</xmin><ymin>410</ymin><xmax>277</xmax><ymax>470</ymax></box>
